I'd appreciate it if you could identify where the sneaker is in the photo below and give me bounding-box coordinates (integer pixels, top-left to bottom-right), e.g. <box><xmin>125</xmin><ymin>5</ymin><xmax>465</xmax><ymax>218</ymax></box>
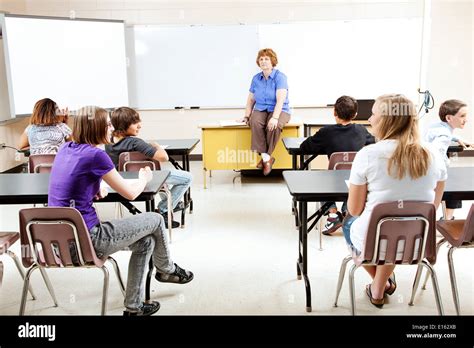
<box><xmin>158</xmin><ymin>212</ymin><xmax>180</xmax><ymax>229</ymax></box>
<box><xmin>155</xmin><ymin>263</ymin><xmax>194</xmax><ymax>284</ymax></box>
<box><xmin>123</xmin><ymin>301</ymin><xmax>160</xmax><ymax>316</ymax></box>
<box><xmin>322</xmin><ymin>214</ymin><xmax>342</xmax><ymax>235</ymax></box>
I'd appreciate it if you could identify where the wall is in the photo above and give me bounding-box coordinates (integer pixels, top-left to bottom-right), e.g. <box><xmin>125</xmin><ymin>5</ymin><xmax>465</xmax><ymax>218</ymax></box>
<box><xmin>0</xmin><ymin>0</ymin><xmax>472</xmax><ymax>171</ymax></box>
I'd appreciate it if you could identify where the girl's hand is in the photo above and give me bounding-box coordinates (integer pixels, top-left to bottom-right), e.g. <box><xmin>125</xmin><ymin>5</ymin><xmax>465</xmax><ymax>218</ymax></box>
<box><xmin>139</xmin><ymin>167</ymin><xmax>153</xmax><ymax>183</ymax></box>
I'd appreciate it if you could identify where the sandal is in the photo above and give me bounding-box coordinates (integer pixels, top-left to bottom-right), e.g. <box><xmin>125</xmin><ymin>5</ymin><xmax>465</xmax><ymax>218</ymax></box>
<box><xmin>366</xmin><ymin>284</ymin><xmax>384</xmax><ymax>308</ymax></box>
<box><xmin>385</xmin><ymin>273</ymin><xmax>397</xmax><ymax>296</ymax></box>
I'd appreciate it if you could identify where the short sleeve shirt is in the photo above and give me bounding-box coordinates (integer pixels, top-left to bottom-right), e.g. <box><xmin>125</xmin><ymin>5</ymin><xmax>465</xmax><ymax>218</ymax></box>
<box><xmin>348</xmin><ymin>140</ymin><xmax>447</xmax><ymax>252</ymax></box>
<box><xmin>26</xmin><ymin>123</ymin><xmax>72</xmax><ymax>155</ymax></box>
<box><xmin>249</xmin><ymin>69</ymin><xmax>290</xmax><ymax>114</ymax></box>
<box><xmin>105</xmin><ymin>137</ymin><xmax>157</xmax><ymax>168</ymax></box>
<box><xmin>48</xmin><ymin>142</ymin><xmax>115</xmax><ymax>230</ymax></box>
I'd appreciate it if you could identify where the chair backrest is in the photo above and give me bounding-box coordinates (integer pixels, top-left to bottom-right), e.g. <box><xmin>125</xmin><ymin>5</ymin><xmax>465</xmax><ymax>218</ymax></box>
<box><xmin>118</xmin><ymin>151</ymin><xmax>161</xmax><ymax>172</ymax></box>
<box><xmin>328</xmin><ymin>152</ymin><xmax>357</xmax><ymax>170</ymax></box>
<box><xmin>462</xmin><ymin>204</ymin><xmax>474</xmax><ymax>244</ymax></box>
<box><xmin>28</xmin><ymin>154</ymin><xmax>56</xmax><ymax>173</ymax></box>
<box><xmin>359</xmin><ymin>201</ymin><xmax>436</xmax><ymax>265</ymax></box>
<box><xmin>19</xmin><ymin>207</ymin><xmax>103</xmax><ymax>268</ymax></box>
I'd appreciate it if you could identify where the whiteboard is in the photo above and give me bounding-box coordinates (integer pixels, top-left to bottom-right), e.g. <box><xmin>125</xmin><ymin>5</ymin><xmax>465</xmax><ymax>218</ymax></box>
<box><xmin>129</xmin><ymin>18</ymin><xmax>423</xmax><ymax>109</ymax></box>
<box><xmin>129</xmin><ymin>24</ymin><xmax>260</xmax><ymax>109</ymax></box>
<box><xmin>1</xmin><ymin>15</ymin><xmax>129</xmax><ymax>116</ymax></box>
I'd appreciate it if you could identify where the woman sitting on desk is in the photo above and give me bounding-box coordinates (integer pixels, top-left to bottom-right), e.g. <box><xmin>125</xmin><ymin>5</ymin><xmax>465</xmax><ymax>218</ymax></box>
<box><xmin>344</xmin><ymin>94</ymin><xmax>446</xmax><ymax>308</ymax></box>
<box><xmin>240</xmin><ymin>48</ymin><xmax>291</xmax><ymax>175</ymax></box>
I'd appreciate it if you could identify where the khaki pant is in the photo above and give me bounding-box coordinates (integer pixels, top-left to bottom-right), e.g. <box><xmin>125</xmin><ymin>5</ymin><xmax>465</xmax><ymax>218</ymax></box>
<box><xmin>249</xmin><ymin>110</ymin><xmax>291</xmax><ymax>155</ymax></box>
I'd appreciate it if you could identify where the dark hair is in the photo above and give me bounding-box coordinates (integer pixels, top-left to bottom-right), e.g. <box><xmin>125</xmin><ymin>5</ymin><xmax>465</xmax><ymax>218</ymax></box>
<box><xmin>256</xmin><ymin>48</ymin><xmax>278</xmax><ymax>67</ymax></box>
<box><xmin>30</xmin><ymin>98</ymin><xmax>60</xmax><ymax>125</ymax></box>
<box><xmin>334</xmin><ymin>96</ymin><xmax>358</xmax><ymax>121</ymax></box>
<box><xmin>111</xmin><ymin>107</ymin><xmax>141</xmax><ymax>137</ymax></box>
<box><xmin>72</xmin><ymin>106</ymin><xmax>110</xmax><ymax>145</ymax></box>
<box><xmin>439</xmin><ymin>99</ymin><xmax>467</xmax><ymax>122</ymax></box>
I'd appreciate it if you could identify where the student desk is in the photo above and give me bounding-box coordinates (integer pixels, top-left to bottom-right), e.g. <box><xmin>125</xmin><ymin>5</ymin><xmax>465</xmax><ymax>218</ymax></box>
<box><xmin>283</xmin><ymin>137</ymin><xmax>470</xmax><ymax>171</ymax></box>
<box><xmin>283</xmin><ymin>167</ymin><xmax>474</xmax><ymax>312</ymax></box>
<box><xmin>0</xmin><ymin>171</ymin><xmax>170</xmax><ymax>303</ymax></box>
<box><xmin>152</xmin><ymin>138</ymin><xmax>200</xmax><ymax>212</ymax></box>
<box><xmin>199</xmin><ymin>121</ymin><xmax>302</xmax><ymax>188</ymax></box>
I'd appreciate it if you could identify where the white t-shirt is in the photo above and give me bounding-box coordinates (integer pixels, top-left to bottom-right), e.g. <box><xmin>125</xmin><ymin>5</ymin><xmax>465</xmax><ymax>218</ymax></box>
<box><xmin>349</xmin><ymin>139</ymin><xmax>447</xmax><ymax>252</ymax></box>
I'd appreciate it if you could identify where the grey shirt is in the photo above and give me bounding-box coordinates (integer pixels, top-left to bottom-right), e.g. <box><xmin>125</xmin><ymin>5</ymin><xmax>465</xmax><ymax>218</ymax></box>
<box><xmin>105</xmin><ymin>137</ymin><xmax>157</xmax><ymax>169</ymax></box>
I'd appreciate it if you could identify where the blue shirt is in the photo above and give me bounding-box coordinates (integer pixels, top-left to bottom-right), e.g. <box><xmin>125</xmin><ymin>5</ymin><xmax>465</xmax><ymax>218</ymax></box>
<box><xmin>424</xmin><ymin>121</ymin><xmax>459</xmax><ymax>164</ymax></box>
<box><xmin>249</xmin><ymin>69</ymin><xmax>290</xmax><ymax>114</ymax></box>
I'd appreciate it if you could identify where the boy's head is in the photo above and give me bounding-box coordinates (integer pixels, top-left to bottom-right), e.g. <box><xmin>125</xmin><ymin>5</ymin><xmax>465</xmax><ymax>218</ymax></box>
<box><xmin>111</xmin><ymin>107</ymin><xmax>142</xmax><ymax>137</ymax></box>
<box><xmin>334</xmin><ymin>96</ymin><xmax>358</xmax><ymax>121</ymax></box>
<box><xmin>439</xmin><ymin>99</ymin><xmax>468</xmax><ymax>129</ymax></box>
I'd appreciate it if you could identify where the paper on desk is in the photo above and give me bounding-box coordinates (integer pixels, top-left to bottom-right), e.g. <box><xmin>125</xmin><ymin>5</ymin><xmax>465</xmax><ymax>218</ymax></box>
<box><xmin>101</xmin><ymin>179</ymin><xmax>140</xmax><ymax>191</ymax></box>
<box><xmin>219</xmin><ymin>120</ymin><xmax>246</xmax><ymax>127</ymax></box>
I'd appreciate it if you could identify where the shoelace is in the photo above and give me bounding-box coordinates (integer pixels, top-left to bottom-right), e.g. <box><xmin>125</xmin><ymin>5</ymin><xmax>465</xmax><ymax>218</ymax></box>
<box><xmin>174</xmin><ymin>264</ymin><xmax>189</xmax><ymax>279</ymax></box>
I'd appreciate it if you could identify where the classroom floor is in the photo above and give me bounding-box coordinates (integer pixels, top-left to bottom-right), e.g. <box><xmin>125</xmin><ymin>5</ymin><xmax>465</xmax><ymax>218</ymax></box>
<box><xmin>0</xmin><ymin>159</ymin><xmax>472</xmax><ymax>316</ymax></box>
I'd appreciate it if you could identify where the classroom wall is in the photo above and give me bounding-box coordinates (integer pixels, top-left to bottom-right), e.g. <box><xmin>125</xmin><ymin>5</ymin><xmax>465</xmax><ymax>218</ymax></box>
<box><xmin>0</xmin><ymin>0</ymin><xmax>472</xmax><ymax>172</ymax></box>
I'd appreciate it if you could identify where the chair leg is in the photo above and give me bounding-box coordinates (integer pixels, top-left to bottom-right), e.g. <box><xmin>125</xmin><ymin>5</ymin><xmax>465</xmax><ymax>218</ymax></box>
<box><xmin>100</xmin><ymin>266</ymin><xmax>110</xmax><ymax>316</ymax></box>
<box><xmin>421</xmin><ymin>261</ymin><xmax>444</xmax><ymax>315</ymax></box>
<box><xmin>447</xmin><ymin>247</ymin><xmax>460</xmax><ymax>315</ymax></box>
<box><xmin>180</xmin><ymin>206</ymin><xmax>186</xmax><ymax>229</ymax></box>
<box><xmin>20</xmin><ymin>265</ymin><xmax>38</xmax><ymax>315</ymax></box>
<box><xmin>348</xmin><ymin>264</ymin><xmax>359</xmax><ymax>316</ymax></box>
<box><xmin>38</xmin><ymin>267</ymin><xmax>58</xmax><ymax>307</ymax></box>
<box><xmin>164</xmin><ymin>186</ymin><xmax>173</xmax><ymax>242</ymax></box>
<box><xmin>8</xmin><ymin>250</ymin><xmax>36</xmax><ymax>300</ymax></box>
<box><xmin>334</xmin><ymin>255</ymin><xmax>351</xmax><ymax>307</ymax></box>
<box><xmin>108</xmin><ymin>257</ymin><xmax>125</xmax><ymax>297</ymax></box>
<box><xmin>0</xmin><ymin>260</ymin><xmax>3</xmax><ymax>287</ymax></box>
<box><xmin>408</xmin><ymin>264</ymin><xmax>423</xmax><ymax>306</ymax></box>
<box><xmin>421</xmin><ymin>239</ymin><xmax>446</xmax><ymax>290</ymax></box>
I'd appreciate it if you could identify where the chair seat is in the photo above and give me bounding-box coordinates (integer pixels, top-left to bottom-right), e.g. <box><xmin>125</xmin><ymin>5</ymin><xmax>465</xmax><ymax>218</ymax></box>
<box><xmin>437</xmin><ymin>220</ymin><xmax>465</xmax><ymax>246</ymax></box>
<box><xmin>0</xmin><ymin>232</ymin><xmax>19</xmax><ymax>254</ymax></box>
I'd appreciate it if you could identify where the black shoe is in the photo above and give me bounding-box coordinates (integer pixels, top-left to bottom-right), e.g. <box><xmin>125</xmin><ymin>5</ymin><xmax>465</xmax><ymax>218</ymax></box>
<box><xmin>159</xmin><ymin>212</ymin><xmax>181</xmax><ymax>229</ymax></box>
<box><xmin>123</xmin><ymin>301</ymin><xmax>160</xmax><ymax>316</ymax></box>
<box><xmin>155</xmin><ymin>263</ymin><xmax>194</xmax><ymax>284</ymax></box>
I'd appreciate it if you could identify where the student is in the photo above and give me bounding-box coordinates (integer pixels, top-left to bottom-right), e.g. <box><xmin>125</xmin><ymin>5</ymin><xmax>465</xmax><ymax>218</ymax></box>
<box><xmin>424</xmin><ymin>99</ymin><xmax>473</xmax><ymax>220</ymax></box>
<box><xmin>299</xmin><ymin>96</ymin><xmax>375</xmax><ymax>234</ymax></box>
<box><xmin>48</xmin><ymin>106</ymin><xmax>193</xmax><ymax>316</ymax></box>
<box><xmin>343</xmin><ymin>94</ymin><xmax>446</xmax><ymax>308</ymax></box>
<box><xmin>18</xmin><ymin>98</ymin><xmax>72</xmax><ymax>155</ymax></box>
<box><xmin>105</xmin><ymin>107</ymin><xmax>192</xmax><ymax>228</ymax></box>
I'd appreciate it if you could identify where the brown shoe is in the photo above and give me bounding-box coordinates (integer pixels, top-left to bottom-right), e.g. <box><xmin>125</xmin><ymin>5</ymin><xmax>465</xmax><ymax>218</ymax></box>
<box><xmin>256</xmin><ymin>159</ymin><xmax>263</xmax><ymax>169</ymax></box>
<box><xmin>263</xmin><ymin>157</ymin><xmax>275</xmax><ymax>176</ymax></box>
<box><xmin>366</xmin><ymin>284</ymin><xmax>384</xmax><ymax>308</ymax></box>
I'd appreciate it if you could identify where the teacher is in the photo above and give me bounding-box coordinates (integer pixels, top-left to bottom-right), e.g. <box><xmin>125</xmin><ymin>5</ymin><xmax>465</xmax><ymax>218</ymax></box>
<box><xmin>242</xmin><ymin>48</ymin><xmax>291</xmax><ymax>175</ymax></box>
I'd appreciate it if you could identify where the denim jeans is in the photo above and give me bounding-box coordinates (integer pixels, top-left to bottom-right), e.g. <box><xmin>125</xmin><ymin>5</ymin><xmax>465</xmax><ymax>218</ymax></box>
<box><xmin>157</xmin><ymin>170</ymin><xmax>192</xmax><ymax>213</ymax></box>
<box><xmin>89</xmin><ymin>212</ymin><xmax>175</xmax><ymax>310</ymax></box>
<box><xmin>342</xmin><ymin>215</ymin><xmax>361</xmax><ymax>256</ymax></box>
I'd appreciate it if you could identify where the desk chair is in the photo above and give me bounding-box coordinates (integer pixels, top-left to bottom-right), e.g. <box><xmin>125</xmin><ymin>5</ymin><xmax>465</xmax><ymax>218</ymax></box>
<box><xmin>118</xmin><ymin>152</ymin><xmax>175</xmax><ymax>240</ymax></box>
<box><xmin>307</xmin><ymin>152</ymin><xmax>357</xmax><ymax>251</ymax></box>
<box><xmin>0</xmin><ymin>232</ymin><xmax>36</xmax><ymax>299</ymax></box>
<box><xmin>28</xmin><ymin>154</ymin><xmax>56</xmax><ymax>173</ymax></box>
<box><xmin>18</xmin><ymin>207</ymin><xmax>125</xmax><ymax>315</ymax></box>
<box><xmin>333</xmin><ymin>201</ymin><xmax>443</xmax><ymax>315</ymax></box>
<box><xmin>409</xmin><ymin>203</ymin><xmax>474</xmax><ymax>315</ymax></box>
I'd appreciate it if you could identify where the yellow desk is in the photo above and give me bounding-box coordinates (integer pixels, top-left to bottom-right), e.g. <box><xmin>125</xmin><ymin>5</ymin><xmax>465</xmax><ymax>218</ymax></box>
<box><xmin>199</xmin><ymin>121</ymin><xmax>301</xmax><ymax>188</ymax></box>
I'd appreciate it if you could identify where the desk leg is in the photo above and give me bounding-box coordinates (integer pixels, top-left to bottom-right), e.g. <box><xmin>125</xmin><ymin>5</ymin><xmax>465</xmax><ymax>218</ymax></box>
<box><xmin>292</xmin><ymin>154</ymin><xmax>297</xmax><ymax>170</ymax></box>
<box><xmin>299</xmin><ymin>155</ymin><xmax>305</xmax><ymax>171</ymax></box>
<box><xmin>297</xmin><ymin>201</ymin><xmax>312</xmax><ymax>312</ymax></box>
<box><xmin>203</xmin><ymin>169</ymin><xmax>207</xmax><ymax>189</ymax></box>
<box><xmin>145</xmin><ymin>198</ymin><xmax>156</xmax><ymax>303</ymax></box>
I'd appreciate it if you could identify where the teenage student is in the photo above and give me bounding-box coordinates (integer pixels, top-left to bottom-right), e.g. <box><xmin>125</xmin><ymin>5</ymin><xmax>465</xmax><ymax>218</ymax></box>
<box><xmin>48</xmin><ymin>106</ymin><xmax>194</xmax><ymax>316</ymax></box>
<box><xmin>424</xmin><ymin>99</ymin><xmax>473</xmax><ymax>220</ymax></box>
<box><xmin>18</xmin><ymin>98</ymin><xmax>72</xmax><ymax>155</ymax></box>
<box><xmin>343</xmin><ymin>94</ymin><xmax>446</xmax><ymax>308</ymax></box>
<box><xmin>105</xmin><ymin>107</ymin><xmax>192</xmax><ymax>229</ymax></box>
<box><xmin>299</xmin><ymin>96</ymin><xmax>375</xmax><ymax>234</ymax></box>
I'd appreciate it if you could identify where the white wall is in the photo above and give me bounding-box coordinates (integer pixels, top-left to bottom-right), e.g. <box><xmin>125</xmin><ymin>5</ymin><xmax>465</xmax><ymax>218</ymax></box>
<box><xmin>0</xmin><ymin>0</ymin><xmax>472</xmax><ymax>171</ymax></box>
